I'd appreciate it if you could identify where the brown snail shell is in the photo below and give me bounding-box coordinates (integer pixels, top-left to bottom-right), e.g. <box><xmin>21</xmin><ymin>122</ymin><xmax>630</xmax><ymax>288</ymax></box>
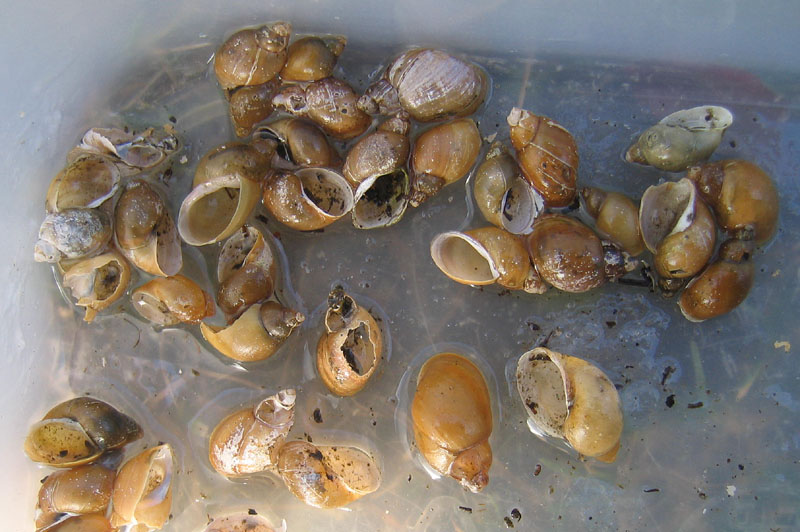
<box><xmin>62</xmin><ymin>251</ymin><xmax>132</xmax><ymax>323</ymax></box>
<box><xmin>24</xmin><ymin>397</ymin><xmax>142</xmax><ymax>467</ymax></box>
<box><xmin>281</xmin><ymin>35</ymin><xmax>347</xmax><ymax>82</ymax></box>
<box><xmin>45</xmin><ymin>154</ymin><xmax>120</xmax><ymax>213</ymax></box>
<box><xmin>44</xmin><ymin>514</ymin><xmax>112</xmax><ymax>532</ymax></box>
<box><xmin>410</xmin><ymin>118</ymin><xmax>481</xmax><ymax>207</ymax></box>
<box><xmin>678</xmin><ymin>239</ymin><xmax>755</xmax><ymax>322</ymax></box>
<box><xmin>131</xmin><ymin>275</ymin><xmax>215</xmax><ymax>326</ymax></box>
<box><xmin>272</xmin><ymin>77</ymin><xmax>371</xmax><ymax>140</ymax></box>
<box><xmin>411</xmin><ymin>353</ymin><xmax>492</xmax><ymax>493</ymax></box>
<box><xmin>581</xmin><ymin>187</ymin><xmax>645</xmax><ymax>256</ymax></box>
<box><xmin>216</xmin><ymin>226</ymin><xmax>277</xmax><ymax>321</ymax></box>
<box><xmin>228</xmin><ymin>79</ymin><xmax>281</xmax><ymax>138</ymax></box>
<box><xmin>110</xmin><ymin>444</ymin><xmax>173</xmax><ymax>530</ymax></box>
<box><xmin>255</xmin><ymin>118</ymin><xmax>341</xmax><ymax>169</ymax></box>
<box><xmin>204</xmin><ymin>513</ymin><xmax>286</xmax><ymax>532</ymax></box>
<box><xmin>214</xmin><ymin>22</ymin><xmax>292</xmax><ymax>90</ymax></box>
<box><xmin>201</xmin><ymin>301</ymin><xmax>305</xmax><ymax>362</ymax></box>
<box><xmin>358</xmin><ymin>48</ymin><xmax>488</xmax><ymax>122</ymax></box>
<box><xmin>79</xmin><ymin>126</ymin><xmax>178</xmax><ymax>171</ymax></box>
<box><xmin>516</xmin><ymin>347</ymin><xmax>623</xmax><ymax>462</ymax></box>
<box><xmin>34</xmin><ymin>208</ymin><xmax>112</xmax><ymax>263</ymax></box>
<box><xmin>208</xmin><ymin>389</ymin><xmax>296</xmax><ymax>476</ymax></box>
<box><xmin>508</xmin><ymin>107</ymin><xmax>579</xmax><ymax>208</ymax></box>
<box><xmin>35</xmin><ymin>463</ymin><xmax>115</xmax><ymax>530</ymax></box>
<box><xmin>316</xmin><ymin>287</ymin><xmax>382</xmax><ymax>396</ymax></box>
<box><xmin>262</xmin><ymin>167</ymin><xmax>354</xmax><ymax>231</ymax></box>
<box><xmin>276</xmin><ymin>441</ymin><xmax>381</xmax><ymax>508</ymax></box>
<box><xmin>687</xmin><ymin>159</ymin><xmax>779</xmax><ymax>244</ymax></box>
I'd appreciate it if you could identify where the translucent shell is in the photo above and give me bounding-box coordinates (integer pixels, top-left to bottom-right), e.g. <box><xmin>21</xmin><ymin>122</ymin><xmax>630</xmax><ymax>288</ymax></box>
<box><xmin>214</xmin><ymin>22</ymin><xmax>292</xmax><ymax>90</ymax></box>
<box><xmin>62</xmin><ymin>251</ymin><xmax>132</xmax><ymax>323</ymax></box>
<box><xmin>410</xmin><ymin>118</ymin><xmax>481</xmax><ymax>207</ymax></box>
<box><xmin>411</xmin><ymin>353</ymin><xmax>492</xmax><ymax>493</ymax></box>
<box><xmin>516</xmin><ymin>347</ymin><xmax>623</xmax><ymax>462</ymax></box>
<box><xmin>131</xmin><ymin>275</ymin><xmax>215</xmax><ymax>326</ymax></box>
<box><xmin>581</xmin><ymin>187</ymin><xmax>645</xmax><ymax>256</ymax></box>
<box><xmin>276</xmin><ymin>441</ymin><xmax>381</xmax><ymax>508</ymax></box>
<box><xmin>36</xmin><ymin>463</ymin><xmax>115</xmax><ymax>530</ymax></box>
<box><xmin>24</xmin><ymin>397</ymin><xmax>142</xmax><ymax>467</ymax></box>
<box><xmin>208</xmin><ymin>389</ymin><xmax>296</xmax><ymax>476</ymax></box>
<box><xmin>228</xmin><ymin>79</ymin><xmax>281</xmax><ymax>138</ymax></box>
<box><xmin>281</xmin><ymin>35</ymin><xmax>347</xmax><ymax>82</ymax></box>
<box><xmin>508</xmin><ymin>107</ymin><xmax>579</xmax><ymax>208</ymax></box>
<box><xmin>203</xmin><ymin>513</ymin><xmax>286</xmax><ymax>532</ymax></box>
<box><xmin>79</xmin><ymin>127</ymin><xmax>179</xmax><ymax>171</ymax></box>
<box><xmin>45</xmin><ymin>514</ymin><xmax>112</xmax><ymax>532</ymax></box>
<box><xmin>110</xmin><ymin>444</ymin><xmax>174</xmax><ymax>530</ymax></box>
<box><xmin>45</xmin><ymin>154</ymin><xmax>120</xmax><ymax>213</ymax></box>
<box><xmin>262</xmin><ymin>167</ymin><xmax>354</xmax><ymax>231</ymax></box>
<box><xmin>687</xmin><ymin>159</ymin><xmax>779</xmax><ymax>244</ymax></box>
<box><xmin>217</xmin><ymin>226</ymin><xmax>277</xmax><ymax>321</ymax></box>
<box><xmin>34</xmin><ymin>208</ymin><xmax>112</xmax><ymax>263</ymax></box>
<box><xmin>626</xmin><ymin>105</ymin><xmax>733</xmax><ymax>172</ymax></box>
<box><xmin>316</xmin><ymin>288</ymin><xmax>382</xmax><ymax>396</ymax></box>
<box><xmin>256</xmin><ymin>118</ymin><xmax>341</xmax><ymax>169</ymax></box>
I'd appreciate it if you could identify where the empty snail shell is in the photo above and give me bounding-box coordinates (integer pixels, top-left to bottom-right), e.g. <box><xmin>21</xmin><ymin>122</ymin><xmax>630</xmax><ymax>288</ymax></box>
<box><xmin>626</xmin><ymin>105</ymin><xmax>733</xmax><ymax>172</ymax></box>
<box><xmin>201</xmin><ymin>301</ymin><xmax>305</xmax><ymax>362</ymax></box>
<box><xmin>316</xmin><ymin>287</ymin><xmax>382</xmax><ymax>396</ymax></box>
<box><xmin>581</xmin><ymin>187</ymin><xmax>645</xmax><ymax>256</ymax></box>
<box><xmin>281</xmin><ymin>35</ymin><xmax>347</xmax><ymax>82</ymax></box>
<box><xmin>262</xmin><ymin>167</ymin><xmax>354</xmax><ymax>231</ymax></box>
<box><xmin>79</xmin><ymin>126</ymin><xmax>179</xmax><ymax>171</ymax></box>
<box><xmin>410</xmin><ymin>118</ymin><xmax>481</xmax><ymax>207</ymax></box>
<box><xmin>131</xmin><ymin>275</ymin><xmax>215</xmax><ymax>326</ymax></box>
<box><xmin>255</xmin><ymin>117</ymin><xmax>341</xmax><ymax>169</ymax></box>
<box><xmin>204</xmin><ymin>513</ymin><xmax>286</xmax><ymax>532</ymax></box>
<box><xmin>24</xmin><ymin>397</ymin><xmax>142</xmax><ymax>467</ymax></box>
<box><xmin>508</xmin><ymin>107</ymin><xmax>579</xmax><ymax>208</ymax></box>
<box><xmin>45</xmin><ymin>154</ymin><xmax>120</xmax><ymax>213</ymax></box>
<box><xmin>412</xmin><ymin>353</ymin><xmax>492</xmax><ymax>493</ymax></box>
<box><xmin>34</xmin><ymin>208</ymin><xmax>112</xmax><ymax>263</ymax></box>
<box><xmin>430</xmin><ymin>227</ymin><xmax>540</xmax><ymax>292</ymax></box>
<box><xmin>178</xmin><ymin>142</ymin><xmax>270</xmax><ymax>246</ymax></box>
<box><xmin>687</xmin><ymin>159</ymin><xmax>779</xmax><ymax>244</ymax></box>
<box><xmin>217</xmin><ymin>226</ymin><xmax>277</xmax><ymax>321</ymax></box>
<box><xmin>209</xmin><ymin>389</ymin><xmax>296</xmax><ymax>476</ymax></box>
<box><xmin>214</xmin><ymin>22</ymin><xmax>292</xmax><ymax>90</ymax></box>
<box><xmin>115</xmin><ymin>180</ymin><xmax>182</xmax><ymax>277</ymax></box>
<box><xmin>516</xmin><ymin>347</ymin><xmax>623</xmax><ymax>462</ymax></box>
<box><xmin>44</xmin><ymin>514</ymin><xmax>112</xmax><ymax>532</ymax></box>
<box><xmin>277</xmin><ymin>441</ymin><xmax>381</xmax><ymax>508</ymax></box>
<box><xmin>679</xmin><ymin>239</ymin><xmax>755</xmax><ymax>322</ymax></box>
<box><xmin>62</xmin><ymin>251</ymin><xmax>132</xmax><ymax>323</ymax></box>
<box><xmin>639</xmin><ymin>178</ymin><xmax>716</xmax><ymax>279</ymax></box>
<box><xmin>358</xmin><ymin>48</ymin><xmax>488</xmax><ymax>122</ymax></box>
<box><xmin>110</xmin><ymin>444</ymin><xmax>173</xmax><ymax>530</ymax></box>
<box><xmin>36</xmin><ymin>463</ymin><xmax>115</xmax><ymax>530</ymax></box>
<box><xmin>228</xmin><ymin>79</ymin><xmax>281</xmax><ymax>137</ymax></box>
<box><xmin>272</xmin><ymin>77</ymin><xmax>371</xmax><ymax>140</ymax></box>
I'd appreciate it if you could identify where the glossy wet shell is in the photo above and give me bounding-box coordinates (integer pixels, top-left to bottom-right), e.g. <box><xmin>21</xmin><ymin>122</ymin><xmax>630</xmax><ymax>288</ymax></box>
<box><xmin>281</xmin><ymin>35</ymin><xmax>346</xmax><ymax>82</ymax></box>
<box><xmin>214</xmin><ymin>23</ymin><xmax>291</xmax><ymax>89</ymax></box>
<box><xmin>79</xmin><ymin>126</ymin><xmax>178</xmax><ymax>170</ymax></box>
<box><xmin>45</xmin><ymin>514</ymin><xmax>113</xmax><ymax>532</ymax></box>
<box><xmin>262</xmin><ymin>167</ymin><xmax>354</xmax><ymax>231</ymax></box>
<box><xmin>34</xmin><ymin>208</ymin><xmax>112</xmax><ymax>263</ymax></box>
<box><xmin>45</xmin><ymin>154</ymin><xmax>120</xmax><ymax>213</ymax></box>
<box><xmin>62</xmin><ymin>251</ymin><xmax>132</xmax><ymax>323</ymax></box>
<box><xmin>110</xmin><ymin>444</ymin><xmax>173</xmax><ymax>530</ymax></box>
<box><xmin>228</xmin><ymin>79</ymin><xmax>281</xmax><ymax>137</ymax></box>
<box><xmin>581</xmin><ymin>187</ymin><xmax>645</xmax><ymax>256</ymax></box>
<box><xmin>36</xmin><ymin>463</ymin><xmax>115</xmax><ymax>529</ymax></box>
<box><xmin>257</xmin><ymin>118</ymin><xmax>341</xmax><ymax>169</ymax></box>
<box><xmin>216</xmin><ymin>226</ymin><xmax>277</xmax><ymax>319</ymax></box>
<box><xmin>131</xmin><ymin>275</ymin><xmax>215</xmax><ymax>326</ymax></box>
<box><xmin>204</xmin><ymin>513</ymin><xmax>286</xmax><ymax>532</ymax></box>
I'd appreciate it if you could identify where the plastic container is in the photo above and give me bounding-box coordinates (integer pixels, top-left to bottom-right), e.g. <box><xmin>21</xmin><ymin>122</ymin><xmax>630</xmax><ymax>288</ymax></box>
<box><xmin>3</xmin><ymin>1</ymin><xmax>799</xmax><ymax>530</ymax></box>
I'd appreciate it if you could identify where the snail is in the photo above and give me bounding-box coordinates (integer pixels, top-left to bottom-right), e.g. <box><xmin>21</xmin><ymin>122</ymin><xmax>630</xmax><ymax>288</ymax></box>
<box><xmin>276</xmin><ymin>441</ymin><xmax>381</xmax><ymax>508</ymax></box>
<box><xmin>409</xmin><ymin>118</ymin><xmax>481</xmax><ymax>207</ymax></box>
<box><xmin>34</xmin><ymin>208</ymin><xmax>112</xmax><ymax>264</ymax></box>
<box><xmin>35</xmin><ymin>463</ymin><xmax>115</xmax><ymax>530</ymax></box>
<box><xmin>43</xmin><ymin>514</ymin><xmax>112</xmax><ymax>532</ymax></box>
<box><xmin>208</xmin><ymin>389</ymin><xmax>296</xmax><ymax>476</ymax></box>
<box><xmin>281</xmin><ymin>35</ymin><xmax>347</xmax><ymax>82</ymax></box>
<box><xmin>62</xmin><ymin>251</ymin><xmax>132</xmax><ymax>323</ymax></box>
<box><xmin>255</xmin><ymin>118</ymin><xmax>341</xmax><ymax>169</ymax></box>
<box><xmin>204</xmin><ymin>513</ymin><xmax>286</xmax><ymax>532</ymax></box>
<box><xmin>272</xmin><ymin>77</ymin><xmax>371</xmax><ymax>140</ymax></box>
<box><xmin>115</xmin><ymin>180</ymin><xmax>182</xmax><ymax>277</ymax></box>
<box><xmin>24</xmin><ymin>397</ymin><xmax>142</xmax><ymax>467</ymax></box>
<box><xmin>45</xmin><ymin>153</ymin><xmax>120</xmax><ymax>214</ymax></box>
<box><xmin>216</xmin><ymin>226</ymin><xmax>277</xmax><ymax>321</ymax></box>
<box><xmin>411</xmin><ymin>353</ymin><xmax>492</xmax><ymax>493</ymax></box>
<box><xmin>687</xmin><ymin>159</ymin><xmax>779</xmax><ymax>244</ymax></box>
<box><xmin>316</xmin><ymin>287</ymin><xmax>382</xmax><ymax>396</ymax></box>
<box><xmin>581</xmin><ymin>187</ymin><xmax>645</xmax><ymax>256</ymax></box>
<box><xmin>626</xmin><ymin>105</ymin><xmax>733</xmax><ymax>172</ymax></box>
<box><xmin>214</xmin><ymin>22</ymin><xmax>292</xmax><ymax>90</ymax></box>
<box><xmin>78</xmin><ymin>126</ymin><xmax>179</xmax><ymax>171</ymax></box>
<box><xmin>131</xmin><ymin>275</ymin><xmax>215</xmax><ymax>326</ymax></box>
<box><xmin>639</xmin><ymin>178</ymin><xmax>716</xmax><ymax>280</ymax></box>
<box><xmin>678</xmin><ymin>238</ymin><xmax>755</xmax><ymax>322</ymax></box>
<box><xmin>508</xmin><ymin>107</ymin><xmax>579</xmax><ymax>208</ymax></box>
<box><xmin>358</xmin><ymin>48</ymin><xmax>488</xmax><ymax>122</ymax></box>
<box><xmin>262</xmin><ymin>167</ymin><xmax>354</xmax><ymax>231</ymax></box>
<box><xmin>516</xmin><ymin>347</ymin><xmax>623</xmax><ymax>462</ymax></box>
<box><xmin>228</xmin><ymin>79</ymin><xmax>281</xmax><ymax>137</ymax></box>
<box><xmin>110</xmin><ymin>444</ymin><xmax>173</xmax><ymax>530</ymax></box>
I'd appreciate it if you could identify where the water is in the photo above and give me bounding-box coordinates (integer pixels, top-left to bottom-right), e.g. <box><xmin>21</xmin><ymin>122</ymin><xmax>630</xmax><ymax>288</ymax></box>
<box><xmin>23</xmin><ymin>28</ymin><xmax>800</xmax><ymax>532</ymax></box>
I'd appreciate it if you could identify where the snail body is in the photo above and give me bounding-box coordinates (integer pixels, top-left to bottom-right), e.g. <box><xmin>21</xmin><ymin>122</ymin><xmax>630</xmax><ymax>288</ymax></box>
<box><xmin>62</xmin><ymin>251</ymin><xmax>131</xmax><ymax>323</ymax></box>
<box><xmin>34</xmin><ymin>208</ymin><xmax>112</xmax><ymax>264</ymax></box>
<box><xmin>110</xmin><ymin>444</ymin><xmax>173</xmax><ymax>530</ymax></box>
<box><xmin>581</xmin><ymin>187</ymin><xmax>645</xmax><ymax>256</ymax></box>
<box><xmin>228</xmin><ymin>79</ymin><xmax>281</xmax><ymax>137</ymax></box>
<box><xmin>281</xmin><ymin>35</ymin><xmax>346</xmax><ymax>82</ymax></box>
<box><xmin>262</xmin><ymin>167</ymin><xmax>354</xmax><ymax>231</ymax></box>
<box><xmin>216</xmin><ymin>226</ymin><xmax>278</xmax><ymax>321</ymax></box>
<box><xmin>45</xmin><ymin>154</ymin><xmax>120</xmax><ymax>213</ymax></box>
<box><xmin>256</xmin><ymin>118</ymin><xmax>341</xmax><ymax>169</ymax></box>
<box><xmin>35</xmin><ymin>463</ymin><xmax>115</xmax><ymax>530</ymax></box>
<box><xmin>214</xmin><ymin>22</ymin><xmax>291</xmax><ymax>89</ymax></box>
<box><xmin>131</xmin><ymin>275</ymin><xmax>215</xmax><ymax>326</ymax></box>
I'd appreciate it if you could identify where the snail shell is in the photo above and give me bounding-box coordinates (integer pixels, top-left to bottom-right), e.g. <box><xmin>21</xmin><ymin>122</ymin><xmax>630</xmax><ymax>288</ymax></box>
<box><xmin>316</xmin><ymin>287</ymin><xmax>382</xmax><ymax>396</ymax></box>
<box><xmin>411</xmin><ymin>353</ymin><xmax>492</xmax><ymax>493</ymax></box>
<box><xmin>204</xmin><ymin>513</ymin><xmax>286</xmax><ymax>532</ymax></box>
<box><xmin>131</xmin><ymin>275</ymin><xmax>215</xmax><ymax>326</ymax></box>
<box><xmin>262</xmin><ymin>167</ymin><xmax>354</xmax><ymax>231</ymax></box>
<box><xmin>687</xmin><ymin>159</ymin><xmax>779</xmax><ymax>244</ymax></box>
<box><xmin>214</xmin><ymin>22</ymin><xmax>292</xmax><ymax>90</ymax></box>
<box><xmin>209</xmin><ymin>389</ymin><xmax>296</xmax><ymax>476</ymax></box>
<box><xmin>679</xmin><ymin>239</ymin><xmax>755</xmax><ymax>322</ymax></box>
<box><xmin>410</xmin><ymin>118</ymin><xmax>481</xmax><ymax>207</ymax></box>
<box><xmin>34</xmin><ymin>208</ymin><xmax>112</xmax><ymax>263</ymax></box>
<box><xmin>178</xmin><ymin>142</ymin><xmax>270</xmax><ymax>246</ymax></box>
<box><xmin>201</xmin><ymin>301</ymin><xmax>305</xmax><ymax>362</ymax></box>
<box><xmin>626</xmin><ymin>105</ymin><xmax>733</xmax><ymax>172</ymax></box>
<box><xmin>110</xmin><ymin>444</ymin><xmax>173</xmax><ymax>530</ymax></box>
<box><xmin>281</xmin><ymin>35</ymin><xmax>347</xmax><ymax>82</ymax></box>
<box><xmin>79</xmin><ymin>126</ymin><xmax>179</xmax><ymax>171</ymax></box>
<box><xmin>639</xmin><ymin>178</ymin><xmax>716</xmax><ymax>279</ymax></box>
<box><xmin>581</xmin><ymin>187</ymin><xmax>645</xmax><ymax>256</ymax></box>
<box><xmin>36</xmin><ymin>463</ymin><xmax>115</xmax><ymax>530</ymax></box>
<box><xmin>217</xmin><ymin>226</ymin><xmax>277</xmax><ymax>321</ymax></box>
<box><xmin>62</xmin><ymin>251</ymin><xmax>132</xmax><ymax>323</ymax></box>
<box><xmin>358</xmin><ymin>48</ymin><xmax>488</xmax><ymax>122</ymax></box>
<box><xmin>508</xmin><ymin>107</ymin><xmax>579</xmax><ymax>208</ymax></box>
<box><xmin>255</xmin><ymin>118</ymin><xmax>341</xmax><ymax>169</ymax></box>
<box><xmin>272</xmin><ymin>77</ymin><xmax>371</xmax><ymax>140</ymax></box>
<box><xmin>277</xmin><ymin>441</ymin><xmax>381</xmax><ymax>508</ymax></box>
<box><xmin>228</xmin><ymin>79</ymin><xmax>281</xmax><ymax>138</ymax></box>
<box><xmin>24</xmin><ymin>397</ymin><xmax>142</xmax><ymax>467</ymax></box>
<box><xmin>45</xmin><ymin>154</ymin><xmax>120</xmax><ymax>213</ymax></box>
<box><xmin>516</xmin><ymin>347</ymin><xmax>623</xmax><ymax>462</ymax></box>
<box><xmin>43</xmin><ymin>514</ymin><xmax>112</xmax><ymax>532</ymax></box>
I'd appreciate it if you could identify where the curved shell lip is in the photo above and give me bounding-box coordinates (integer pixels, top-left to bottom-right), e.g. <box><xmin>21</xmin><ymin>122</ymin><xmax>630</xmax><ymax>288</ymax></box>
<box><xmin>263</xmin><ymin>167</ymin><xmax>355</xmax><ymax>231</ymax></box>
<box><xmin>638</xmin><ymin>178</ymin><xmax>697</xmax><ymax>253</ymax></box>
<box><xmin>217</xmin><ymin>225</ymin><xmax>274</xmax><ymax>283</ymax></box>
<box><xmin>46</xmin><ymin>154</ymin><xmax>121</xmax><ymax>213</ymax></box>
<box><xmin>430</xmin><ymin>231</ymin><xmax>500</xmax><ymax>286</ymax></box>
<box><xmin>116</xmin><ymin>215</ymin><xmax>182</xmax><ymax>277</ymax></box>
<box><xmin>660</xmin><ymin>105</ymin><xmax>733</xmax><ymax>131</ymax></box>
<box><xmin>500</xmin><ymin>177</ymin><xmax>544</xmax><ymax>235</ymax></box>
<box><xmin>62</xmin><ymin>251</ymin><xmax>132</xmax><ymax>323</ymax></box>
<box><xmin>351</xmin><ymin>169</ymin><xmax>410</xmax><ymax>229</ymax></box>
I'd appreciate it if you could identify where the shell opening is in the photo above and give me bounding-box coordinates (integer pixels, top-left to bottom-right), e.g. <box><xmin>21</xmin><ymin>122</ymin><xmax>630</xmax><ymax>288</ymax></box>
<box><xmin>516</xmin><ymin>351</ymin><xmax>568</xmax><ymax>440</ymax></box>
<box><xmin>300</xmin><ymin>170</ymin><xmax>352</xmax><ymax>217</ymax></box>
<box><xmin>501</xmin><ymin>177</ymin><xmax>543</xmax><ymax>234</ymax></box>
<box><xmin>430</xmin><ymin>232</ymin><xmax>499</xmax><ymax>285</ymax></box>
<box><xmin>639</xmin><ymin>179</ymin><xmax>696</xmax><ymax>252</ymax></box>
<box><xmin>353</xmin><ymin>169</ymin><xmax>410</xmax><ymax>229</ymax></box>
<box><xmin>340</xmin><ymin>323</ymin><xmax>376</xmax><ymax>376</ymax></box>
<box><xmin>131</xmin><ymin>291</ymin><xmax>178</xmax><ymax>327</ymax></box>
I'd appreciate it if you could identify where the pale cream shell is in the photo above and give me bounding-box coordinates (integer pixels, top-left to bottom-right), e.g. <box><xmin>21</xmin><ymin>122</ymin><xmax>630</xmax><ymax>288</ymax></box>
<box><xmin>62</xmin><ymin>251</ymin><xmax>132</xmax><ymax>323</ymax></box>
<box><xmin>131</xmin><ymin>275</ymin><xmax>215</xmax><ymax>326</ymax></box>
<box><xmin>110</xmin><ymin>444</ymin><xmax>174</xmax><ymax>530</ymax></box>
<box><xmin>45</xmin><ymin>154</ymin><xmax>120</xmax><ymax>213</ymax></box>
<box><xmin>262</xmin><ymin>167</ymin><xmax>354</xmax><ymax>231</ymax></box>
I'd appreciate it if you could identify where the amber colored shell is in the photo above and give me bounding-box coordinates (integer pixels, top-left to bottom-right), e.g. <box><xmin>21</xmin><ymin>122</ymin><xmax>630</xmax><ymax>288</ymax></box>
<box><xmin>214</xmin><ymin>22</ymin><xmax>291</xmax><ymax>89</ymax></box>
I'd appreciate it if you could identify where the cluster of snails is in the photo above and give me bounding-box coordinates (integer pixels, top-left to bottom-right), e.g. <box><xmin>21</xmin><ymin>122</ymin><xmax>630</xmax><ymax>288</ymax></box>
<box><xmin>24</xmin><ymin>397</ymin><xmax>173</xmax><ymax>531</ymax></box>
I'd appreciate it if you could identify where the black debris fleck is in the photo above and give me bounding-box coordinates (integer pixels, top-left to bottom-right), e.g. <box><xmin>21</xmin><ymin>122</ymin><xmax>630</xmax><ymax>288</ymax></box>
<box><xmin>688</xmin><ymin>401</ymin><xmax>704</xmax><ymax>409</ymax></box>
<box><xmin>534</xmin><ymin>464</ymin><xmax>542</xmax><ymax>476</ymax></box>
<box><xmin>168</xmin><ymin>115</ymin><xmax>177</xmax><ymax>123</ymax></box>
<box><xmin>643</xmin><ymin>488</ymin><xmax>660</xmax><ymax>493</ymax></box>
<box><xmin>511</xmin><ymin>508</ymin><xmax>521</xmax><ymax>521</ymax></box>
<box><xmin>313</xmin><ymin>408</ymin><xmax>323</xmax><ymax>423</ymax></box>
<box><xmin>606</xmin><ymin>320</ymin><xmax>616</xmax><ymax>328</ymax></box>
<box><xmin>504</xmin><ymin>516</ymin><xmax>514</xmax><ymax>528</ymax></box>
<box><xmin>661</xmin><ymin>365</ymin><xmax>675</xmax><ymax>386</ymax></box>
<box><xmin>738</xmin><ymin>464</ymin><xmax>744</xmax><ymax>471</ymax></box>
<box><xmin>665</xmin><ymin>394</ymin><xmax>675</xmax><ymax>408</ymax></box>
<box><xmin>248</xmin><ymin>508</ymin><xmax>257</xmax><ymax>515</ymax></box>
<box><xmin>458</xmin><ymin>506</ymin><xmax>473</xmax><ymax>513</ymax></box>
